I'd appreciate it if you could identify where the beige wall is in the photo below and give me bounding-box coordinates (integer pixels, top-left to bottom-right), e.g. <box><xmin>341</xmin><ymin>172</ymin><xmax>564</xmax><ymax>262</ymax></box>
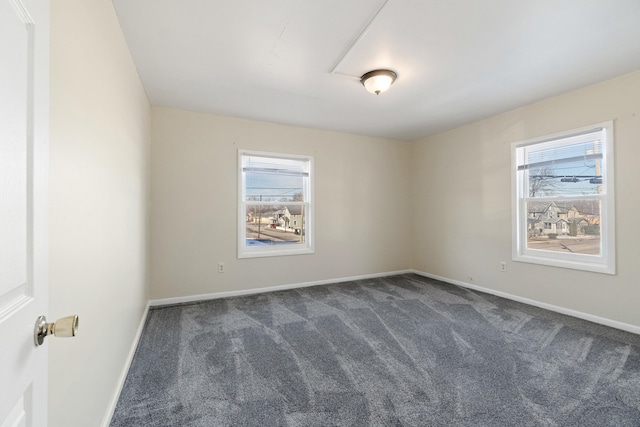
<box><xmin>49</xmin><ymin>0</ymin><xmax>150</xmax><ymax>426</ymax></box>
<box><xmin>412</xmin><ymin>70</ymin><xmax>640</xmax><ymax>327</ymax></box>
<box><xmin>150</xmin><ymin>107</ymin><xmax>412</xmax><ymax>300</ymax></box>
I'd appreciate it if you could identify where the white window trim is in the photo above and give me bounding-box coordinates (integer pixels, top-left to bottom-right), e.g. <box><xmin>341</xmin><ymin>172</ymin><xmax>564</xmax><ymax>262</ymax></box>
<box><xmin>511</xmin><ymin>121</ymin><xmax>615</xmax><ymax>274</ymax></box>
<box><xmin>238</xmin><ymin>149</ymin><xmax>314</xmax><ymax>259</ymax></box>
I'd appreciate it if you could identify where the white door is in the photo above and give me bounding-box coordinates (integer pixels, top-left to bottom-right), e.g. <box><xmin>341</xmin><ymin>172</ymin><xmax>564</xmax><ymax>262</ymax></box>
<box><xmin>1</xmin><ymin>0</ymin><xmax>50</xmax><ymax>425</ymax></box>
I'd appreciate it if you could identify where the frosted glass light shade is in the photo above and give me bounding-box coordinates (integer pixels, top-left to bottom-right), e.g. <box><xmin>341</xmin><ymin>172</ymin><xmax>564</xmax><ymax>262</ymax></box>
<box><xmin>361</xmin><ymin>69</ymin><xmax>397</xmax><ymax>95</ymax></box>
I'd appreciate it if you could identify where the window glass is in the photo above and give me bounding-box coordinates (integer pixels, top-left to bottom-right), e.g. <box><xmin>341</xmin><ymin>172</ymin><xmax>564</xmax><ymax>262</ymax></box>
<box><xmin>512</xmin><ymin>123</ymin><xmax>615</xmax><ymax>274</ymax></box>
<box><xmin>239</xmin><ymin>150</ymin><xmax>313</xmax><ymax>258</ymax></box>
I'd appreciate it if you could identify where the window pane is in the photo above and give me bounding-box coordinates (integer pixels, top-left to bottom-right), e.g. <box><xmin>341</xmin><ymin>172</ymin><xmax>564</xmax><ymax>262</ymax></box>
<box><xmin>245</xmin><ymin>204</ymin><xmax>306</xmax><ymax>246</ymax></box>
<box><xmin>239</xmin><ymin>150</ymin><xmax>313</xmax><ymax>258</ymax></box>
<box><xmin>512</xmin><ymin>122</ymin><xmax>613</xmax><ymax>273</ymax></box>
<box><xmin>245</xmin><ymin>172</ymin><xmax>304</xmax><ymax>202</ymax></box>
<box><xmin>243</xmin><ymin>155</ymin><xmax>307</xmax><ymax>202</ymax></box>
<box><xmin>525</xmin><ymin>200</ymin><xmax>601</xmax><ymax>255</ymax></box>
<box><xmin>525</xmin><ymin>137</ymin><xmax>604</xmax><ymax>198</ymax></box>
<box><xmin>526</xmin><ymin>138</ymin><xmax>603</xmax><ymax>167</ymax></box>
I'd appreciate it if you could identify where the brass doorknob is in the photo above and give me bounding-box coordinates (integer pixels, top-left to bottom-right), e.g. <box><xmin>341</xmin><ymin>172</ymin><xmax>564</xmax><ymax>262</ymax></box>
<box><xmin>34</xmin><ymin>315</ymin><xmax>79</xmax><ymax>346</ymax></box>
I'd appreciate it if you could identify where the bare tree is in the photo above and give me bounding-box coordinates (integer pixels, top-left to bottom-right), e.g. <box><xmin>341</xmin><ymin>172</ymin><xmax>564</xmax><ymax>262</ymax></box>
<box><xmin>529</xmin><ymin>167</ymin><xmax>558</xmax><ymax>197</ymax></box>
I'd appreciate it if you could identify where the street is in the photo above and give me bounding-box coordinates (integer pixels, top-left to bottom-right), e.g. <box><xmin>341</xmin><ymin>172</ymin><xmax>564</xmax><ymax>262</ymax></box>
<box><xmin>527</xmin><ymin>235</ymin><xmax>600</xmax><ymax>255</ymax></box>
<box><xmin>246</xmin><ymin>222</ymin><xmax>302</xmax><ymax>243</ymax></box>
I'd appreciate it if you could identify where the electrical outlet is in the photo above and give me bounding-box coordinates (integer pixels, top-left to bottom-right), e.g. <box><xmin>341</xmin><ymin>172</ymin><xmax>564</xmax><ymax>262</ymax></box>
<box><xmin>218</xmin><ymin>263</ymin><xmax>225</xmax><ymax>273</ymax></box>
<box><xmin>500</xmin><ymin>261</ymin><xmax>507</xmax><ymax>272</ymax></box>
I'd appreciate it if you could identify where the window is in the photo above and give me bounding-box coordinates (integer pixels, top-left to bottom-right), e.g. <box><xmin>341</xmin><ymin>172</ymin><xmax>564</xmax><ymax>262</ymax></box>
<box><xmin>512</xmin><ymin>122</ymin><xmax>615</xmax><ymax>274</ymax></box>
<box><xmin>238</xmin><ymin>150</ymin><xmax>314</xmax><ymax>258</ymax></box>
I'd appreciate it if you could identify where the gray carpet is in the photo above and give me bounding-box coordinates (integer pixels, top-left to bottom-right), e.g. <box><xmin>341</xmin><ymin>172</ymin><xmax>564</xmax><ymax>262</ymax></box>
<box><xmin>110</xmin><ymin>274</ymin><xmax>640</xmax><ymax>426</ymax></box>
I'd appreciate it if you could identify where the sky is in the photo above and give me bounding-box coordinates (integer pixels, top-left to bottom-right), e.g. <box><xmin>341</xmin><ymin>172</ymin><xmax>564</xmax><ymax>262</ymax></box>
<box><xmin>243</xmin><ymin>155</ymin><xmax>306</xmax><ymax>202</ymax></box>
<box><xmin>526</xmin><ymin>138</ymin><xmax>604</xmax><ymax>197</ymax></box>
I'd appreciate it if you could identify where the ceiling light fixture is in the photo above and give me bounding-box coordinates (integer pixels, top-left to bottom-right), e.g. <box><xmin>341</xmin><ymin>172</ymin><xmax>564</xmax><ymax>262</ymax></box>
<box><xmin>361</xmin><ymin>69</ymin><xmax>397</xmax><ymax>95</ymax></box>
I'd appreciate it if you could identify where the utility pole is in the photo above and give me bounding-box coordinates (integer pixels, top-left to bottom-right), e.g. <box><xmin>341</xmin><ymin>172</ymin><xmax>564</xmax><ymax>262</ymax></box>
<box><xmin>257</xmin><ymin>195</ymin><xmax>262</xmax><ymax>238</ymax></box>
<box><xmin>594</xmin><ymin>141</ymin><xmax>602</xmax><ymax>194</ymax></box>
<box><xmin>300</xmin><ymin>206</ymin><xmax>304</xmax><ymax>243</ymax></box>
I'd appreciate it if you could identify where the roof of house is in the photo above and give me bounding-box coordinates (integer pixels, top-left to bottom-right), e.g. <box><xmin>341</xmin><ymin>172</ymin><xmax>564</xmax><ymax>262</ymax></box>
<box><xmin>287</xmin><ymin>206</ymin><xmax>303</xmax><ymax>216</ymax></box>
<box><xmin>528</xmin><ymin>200</ymin><xmax>600</xmax><ymax>216</ymax></box>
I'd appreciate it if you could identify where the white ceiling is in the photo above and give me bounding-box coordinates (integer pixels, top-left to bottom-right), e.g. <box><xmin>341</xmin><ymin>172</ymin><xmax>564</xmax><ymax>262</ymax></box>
<box><xmin>111</xmin><ymin>0</ymin><xmax>640</xmax><ymax>141</ymax></box>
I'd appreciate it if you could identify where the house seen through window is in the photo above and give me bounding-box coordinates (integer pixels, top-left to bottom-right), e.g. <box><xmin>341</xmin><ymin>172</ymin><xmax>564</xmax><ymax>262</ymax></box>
<box><xmin>512</xmin><ymin>122</ymin><xmax>615</xmax><ymax>274</ymax></box>
<box><xmin>238</xmin><ymin>150</ymin><xmax>314</xmax><ymax>258</ymax></box>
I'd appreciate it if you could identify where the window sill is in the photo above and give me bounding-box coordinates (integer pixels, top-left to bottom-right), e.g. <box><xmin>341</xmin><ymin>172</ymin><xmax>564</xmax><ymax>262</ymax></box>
<box><xmin>512</xmin><ymin>253</ymin><xmax>615</xmax><ymax>275</ymax></box>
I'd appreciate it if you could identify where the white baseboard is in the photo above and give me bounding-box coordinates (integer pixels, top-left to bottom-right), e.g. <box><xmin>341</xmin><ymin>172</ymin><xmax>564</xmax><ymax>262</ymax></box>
<box><xmin>149</xmin><ymin>270</ymin><xmax>413</xmax><ymax>307</ymax></box>
<box><xmin>101</xmin><ymin>301</ymin><xmax>150</xmax><ymax>427</ymax></box>
<box><xmin>410</xmin><ymin>269</ymin><xmax>640</xmax><ymax>335</ymax></box>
